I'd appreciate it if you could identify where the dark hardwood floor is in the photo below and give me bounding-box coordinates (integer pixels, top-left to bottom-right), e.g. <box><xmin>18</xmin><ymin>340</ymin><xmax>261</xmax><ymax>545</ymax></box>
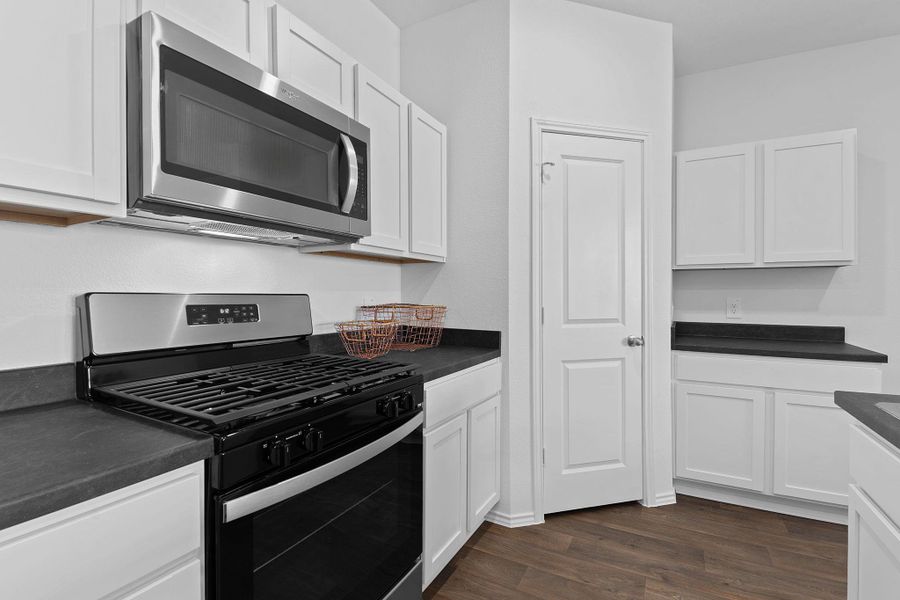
<box><xmin>424</xmin><ymin>495</ymin><xmax>847</xmax><ymax>600</ymax></box>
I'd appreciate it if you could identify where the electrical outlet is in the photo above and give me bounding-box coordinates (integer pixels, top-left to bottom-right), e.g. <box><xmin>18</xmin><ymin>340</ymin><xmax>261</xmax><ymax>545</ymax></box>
<box><xmin>362</xmin><ymin>295</ymin><xmax>377</xmax><ymax>306</ymax></box>
<box><xmin>726</xmin><ymin>297</ymin><xmax>743</xmax><ymax>319</ymax></box>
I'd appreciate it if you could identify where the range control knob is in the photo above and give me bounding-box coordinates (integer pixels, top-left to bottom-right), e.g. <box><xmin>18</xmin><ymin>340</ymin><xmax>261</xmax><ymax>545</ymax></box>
<box><xmin>300</xmin><ymin>427</ymin><xmax>324</xmax><ymax>452</ymax></box>
<box><xmin>266</xmin><ymin>440</ymin><xmax>292</xmax><ymax>467</ymax></box>
<box><xmin>398</xmin><ymin>391</ymin><xmax>416</xmax><ymax>413</ymax></box>
<box><xmin>377</xmin><ymin>397</ymin><xmax>400</xmax><ymax>418</ymax></box>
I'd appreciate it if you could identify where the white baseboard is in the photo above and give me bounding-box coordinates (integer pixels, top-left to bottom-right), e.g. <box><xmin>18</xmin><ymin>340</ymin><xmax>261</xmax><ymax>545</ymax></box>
<box><xmin>641</xmin><ymin>489</ymin><xmax>677</xmax><ymax>508</ymax></box>
<box><xmin>485</xmin><ymin>510</ymin><xmax>543</xmax><ymax>528</ymax></box>
<box><xmin>675</xmin><ymin>479</ymin><xmax>848</xmax><ymax>525</ymax></box>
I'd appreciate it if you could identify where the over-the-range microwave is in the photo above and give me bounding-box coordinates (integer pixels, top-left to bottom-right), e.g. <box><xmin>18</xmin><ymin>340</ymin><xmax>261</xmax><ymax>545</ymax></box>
<box><xmin>107</xmin><ymin>12</ymin><xmax>370</xmax><ymax>247</ymax></box>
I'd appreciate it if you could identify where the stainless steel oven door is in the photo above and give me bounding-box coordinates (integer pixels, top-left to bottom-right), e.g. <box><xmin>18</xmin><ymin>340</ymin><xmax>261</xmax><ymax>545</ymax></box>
<box><xmin>213</xmin><ymin>413</ymin><xmax>423</xmax><ymax>600</ymax></box>
<box><xmin>131</xmin><ymin>12</ymin><xmax>370</xmax><ymax>238</ymax></box>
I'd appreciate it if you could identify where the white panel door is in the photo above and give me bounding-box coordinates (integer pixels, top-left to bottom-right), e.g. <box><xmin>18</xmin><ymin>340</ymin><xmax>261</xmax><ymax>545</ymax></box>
<box><xmin>467</xmin><ymin>394</ymin><xmax>500</xmax><ymax>532</ymax></box>
<box><xmin>541</xmin><ymin>132</ymin><xmax>644</xmax><ymax>514</ymax></box>
<box><xmin>0</xmin><ymin>0</ymin><xmax>125</xmax><ymax>217</ymax></box>
<box><xmin>270</xmin><ymin>5</ymin><xmax>355</xmax><ymax>114</ymax></box>
<box><xmin>408</xmin><ymin>104</ymin><xmax>448</xmax><ymax>259</ymax></box>
<box><xmin>773</xmin><ymin>391</ymin><xmax>850</xmax><ymax>505</ymax></box>
<box><xmin>675</xmin><ymin>383</ymin><xmax>766</xmax><ymax>491</ymax></box>
<box><xmin>848</xmin><ymin>484</ymin><xmax>900</xmax><ymax>600</ymax></box>
<box><xmin>675</xmin><ymin>143</ymin><xmax>757</xmax><ymax>266</ymax></box>
<box><xmin>423</xmin><ymin>413</ymin><xmax>467</xmax><ymax>588</ymax></box>
<box><xmin>355</xmin><ymin>65</ymin><xmax>409</xmax><ymax>252</ymax></box>
<box><xmin>140</xmin><ymin>0</ymin><xmax>266</xmax><ymax>67</ymax></box>
<box><xmin>763</xmin><ymin>129</ymin><xmax>856</xmax><ymax>263</ymax></box>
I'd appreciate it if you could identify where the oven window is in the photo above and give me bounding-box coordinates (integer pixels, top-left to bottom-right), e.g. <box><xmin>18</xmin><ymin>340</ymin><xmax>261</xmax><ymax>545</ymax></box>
<box><xmin>216</xmin><ymin>427</ymin><xmax>422</xmax><ymax>600</ymax></box>
<box><xmin>159</xmin><ymin>46</ymin><xmax>343</xmax><ymax>215</ymax></box>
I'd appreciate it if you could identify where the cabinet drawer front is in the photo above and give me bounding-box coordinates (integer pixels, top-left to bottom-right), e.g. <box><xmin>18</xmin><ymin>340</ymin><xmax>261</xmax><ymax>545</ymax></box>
<box><xmin>850</xmin><ymin>423</ymin><xmax>900</xmax><ymax>528</ymax></box>
<box><xmin>773</xmin><ymin>392</ymin><xmax>850</xmax><ymax>505</ymax></box>
<box><xmin>425</xmin><ymin>359</ymin><xmax>501</xmax><ymax>430</ymax></box>
<box><xmin>120</xmin><ymin>559</ymin><xmax>202</xmax><ymax>600</ymax></box>
<box><xmin>675</xmin><ymin>352</ymin><xmax>882</xmax><ymax>394</ymax></box>
<box><xmin>0</xmin><ymin>464</ymin><xmax>203</xmax><ymax>600</ymax></box>
<box><xmin>675</xmin><ymin>382</ymin><xmax>766</xmax><ymax>491</ymax></box>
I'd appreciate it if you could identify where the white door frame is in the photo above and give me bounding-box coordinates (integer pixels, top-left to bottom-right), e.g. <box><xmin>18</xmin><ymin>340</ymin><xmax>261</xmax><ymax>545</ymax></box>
<box><xmin>530</xmin><ymin>118</ymin><xmax>659</xmax><ymax>520</ymax></box>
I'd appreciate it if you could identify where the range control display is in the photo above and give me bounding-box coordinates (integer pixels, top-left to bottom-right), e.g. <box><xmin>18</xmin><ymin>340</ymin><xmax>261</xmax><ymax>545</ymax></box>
<box><xmin>187</xmin><ymin>304</ymin><xmax>259</xmax><ymax>326</ymax></box>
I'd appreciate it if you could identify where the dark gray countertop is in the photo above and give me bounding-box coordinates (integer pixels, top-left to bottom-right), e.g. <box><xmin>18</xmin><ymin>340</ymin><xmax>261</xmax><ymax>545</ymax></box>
<box><xmin>672</xmin><ymin>322</ymin><xmax>887</xmax><ymax>363</ymax></box>
<box><xmin>0</xmin><ymin>401</ymin><xmax>212</xmax><ymax>530</ymax></box>
<box><xmin>309</xmin><ymin>328</ymin><xmax>501</xmax><ymax>382</ymax></box>
<box><xmin>835</xmin><ymin>391</ymin><xmax>900</xmax><ymax>450</ymax></box>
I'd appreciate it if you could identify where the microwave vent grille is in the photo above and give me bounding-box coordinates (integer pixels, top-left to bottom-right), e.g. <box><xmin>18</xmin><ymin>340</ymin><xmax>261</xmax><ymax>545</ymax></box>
<box><xmin>190</xmin><ymin>221</ymin><xmax>299</xmax><ymax>241</ymax></box>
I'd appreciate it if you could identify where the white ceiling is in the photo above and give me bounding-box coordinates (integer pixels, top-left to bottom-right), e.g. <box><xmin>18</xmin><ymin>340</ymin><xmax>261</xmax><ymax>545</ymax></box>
<box><xmin>372</xmin><ymin>0</ymin><xmax>900</xmax><ymax>75</ymax></box>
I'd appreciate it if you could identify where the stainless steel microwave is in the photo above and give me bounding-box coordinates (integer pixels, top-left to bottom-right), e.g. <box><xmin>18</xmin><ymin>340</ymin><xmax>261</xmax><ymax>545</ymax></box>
<box><xmin>113</xmin><ymin>12</ymin><xmax>370</xmax><ymax>247</ymax></box>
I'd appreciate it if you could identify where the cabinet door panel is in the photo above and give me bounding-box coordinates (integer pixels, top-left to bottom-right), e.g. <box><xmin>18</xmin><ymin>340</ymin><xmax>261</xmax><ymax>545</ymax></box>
<box><xmin>675</xmin><ymin>383</ymin><xmax>766</xmax><ymax>491</ymax></box>
<box><xmin>848</xmin><ymin>484</ymin><xmax>900</xmax><ymax>600</ymax></box>
<box><xmin>0</xmin><ymin>0</ymin><xmax>124</xmax><ymax>216</ymax></box>
<box><xmin>468</xmin><ymin>394</ymin><xmax>500</xmax><ymax>532</ymax></box>
<box><xmin>355</xmin><ymin>65</ymin><xmax>409</xmax><ymax>252</ymax></box>
<box><xmin>140</xmin><ymin>0</ymin><xmax>266</xmax><ymax>66</ymax></box>
<box><xmin>675</xmin><ymin>143</ymin><xmax>756</xmax><ymax>266</ymax></box>
<box><xmin>773</xmin><ymin>391</ymin><xmax>849</xmax><ymax>505</ymax></box>
<box><xmin>424</xmin><ymin>413</ymin><xmax>467</xmax><ymax>588</ymax></box>
<box><xmin>271</xmin><ymin>5</ymin><xmax>355</xmax><ymax>114</ymax></box>
<box><xmin>763</xmin><ymin>130</ymin><xmax>856</xmax><ymax>263</ymax></box>
<box><xmin>409</xmin><ymin>104</ymin><xmax>447</xmax><ymax>259</ymax></box>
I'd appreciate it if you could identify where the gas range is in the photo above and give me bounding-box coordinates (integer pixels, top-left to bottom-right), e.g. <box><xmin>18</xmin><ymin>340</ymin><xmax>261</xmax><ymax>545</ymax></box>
<box><xmin>76</xmin><ymin>293</ymin><xmax>424</xmax><ymax>600</ymax></box>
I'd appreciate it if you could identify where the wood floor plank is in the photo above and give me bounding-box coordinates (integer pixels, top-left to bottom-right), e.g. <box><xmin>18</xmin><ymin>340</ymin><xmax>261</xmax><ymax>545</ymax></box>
<box><xmin>425</xmin><ymin>495</ymin><xmax>848</xmax><ymax>600</ymax></box>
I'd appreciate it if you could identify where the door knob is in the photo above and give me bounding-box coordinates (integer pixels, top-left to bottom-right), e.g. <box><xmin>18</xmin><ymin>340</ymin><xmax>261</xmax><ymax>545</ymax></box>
<box><xmin>626</xmin><ymin>335</ymin><xmax>645</xmax><ymax>347</ymax></box>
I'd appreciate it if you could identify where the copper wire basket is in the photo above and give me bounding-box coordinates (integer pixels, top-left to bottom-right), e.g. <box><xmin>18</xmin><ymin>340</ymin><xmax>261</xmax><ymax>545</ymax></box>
<box><xmin>334</xmin><ymin>319</ymin><xmax>398</xmax><ymax>359</ymax></box>
<box><xmin>358</xmin><ymin>303</ymin><xmax>447</xmax><ymax>351</ymax></box>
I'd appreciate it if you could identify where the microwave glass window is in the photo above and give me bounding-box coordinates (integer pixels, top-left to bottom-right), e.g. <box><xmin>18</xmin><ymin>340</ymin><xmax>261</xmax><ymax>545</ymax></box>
<box><xmin>159</xmin><ymin>46</ymin><xmax>343</xmax><ymax>215</ymax></box>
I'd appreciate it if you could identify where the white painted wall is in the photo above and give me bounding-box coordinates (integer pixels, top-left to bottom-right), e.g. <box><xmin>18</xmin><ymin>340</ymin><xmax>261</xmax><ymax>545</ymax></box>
<box><xmin>508</xmin><ymin>0</ymin><xmax>674</xmax><ymax>516</ymax></box>
<box><xmin>674</xmin><ymin>34</ymin><xmax>900</xmax><ymax>390</ymax></box>
<box><xmin>399</xmin><ymin>0</ymin><xmax>512</xmax><ymax>519</ymax></box>
<box><xmin>276</xmin><ymin>0</ymin><xmax>401</xmax><ymax>87</ymax></box>
<box><xmin>0</xmin><ymin>0</ymin><xmax>403</xmax><ymax>370</ymax></box>
<box><xmin>0</xmin><ymin>222</ymin><xmax>400</xmax><ymax>369</ymax></box>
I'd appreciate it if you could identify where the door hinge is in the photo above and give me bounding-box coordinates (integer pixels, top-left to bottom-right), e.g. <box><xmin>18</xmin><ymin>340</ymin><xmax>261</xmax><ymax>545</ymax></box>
<box><xmin>541</xmin><ymin>307</ymin><xmax>545</xmax><ymax>325</ymax></box>
<box><xmin>542</xmin><ymin>448</ymin><xmax>546</xmax><ymax>466</ymax></box>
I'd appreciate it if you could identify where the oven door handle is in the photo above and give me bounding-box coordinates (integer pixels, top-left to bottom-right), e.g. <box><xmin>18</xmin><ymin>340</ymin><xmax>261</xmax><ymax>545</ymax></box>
<box><xmin>222</xmin><ymin>412</ymin><xmax>423</xmax><ymax>523</ymax></box>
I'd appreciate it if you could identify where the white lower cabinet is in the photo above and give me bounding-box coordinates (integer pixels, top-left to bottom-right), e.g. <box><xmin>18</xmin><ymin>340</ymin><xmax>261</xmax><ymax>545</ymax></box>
<box><xmin>848</xmin><ymin>423</ymin><xmax>900</xmax><ymax>599</ymax></box>
<box><xmin>423</xmin><ymin>359</ymin><xmax>501</xmax><ymax>589</ymax></box>
<box><xmin>773</xmin><ymin>391</ymin><xmax>851</xmax><ymax>504</ymax></box>
<box><xmin>0</xmin><ymin>462</ymin><xmax>204</xmax><ymax>600</ymax></box>
<box><xmin>675</xmin><ymin>383</ymin><xmax>766</xmax><ymax>491</ymax></box>
<box><xmin>424</xmin><ymin>413</ymin><xmax>468</xmax><ymax>584</ymax></box>
<box><xmin>673</xmin><ymin>352</ymin><xmax>882</xmax><ymax>519</ymax></box>
<box><xmin>848</xmin><ymin>484</ymin><xmax>900</xmax><ymax>600</ymax></box>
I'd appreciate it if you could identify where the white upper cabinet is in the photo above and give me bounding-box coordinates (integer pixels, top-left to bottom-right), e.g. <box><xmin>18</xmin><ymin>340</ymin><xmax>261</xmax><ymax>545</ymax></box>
<box><xmin>675</xmin><ymin>143</ymin><xmax>756</xmax><ymax>266</ymax></box>
<box><xmin>354</xmin><ymin>65</ymin><xmax>410</xmax><ymax>253</ymax></box>
<box><xmin>674</xmin><ymin>129</ymin><xmax>857</xmax><ymax>269</ymax></box>
<box><xmin>269</xmin><ymin>5</ymin><xmax>355</xmax><ymax>114</ymax></box>
<box><xmin>763</xmin><ymin>130</ymin><xmax>857</xmax><ymax>264</ymax></box>
<box><xmin>0</xmin><ymin>0</ymin><xmax>127</xmax><ymax>223</ymax></box>
<box><xmin>409</xmin><ymin>105</ymin><xmax>448</xmax><ymax>260</ymax></box>
<box><xmin>139</xmin><ymin>0</ymin><xmax>267</xmax><ymax>67</ymax></box>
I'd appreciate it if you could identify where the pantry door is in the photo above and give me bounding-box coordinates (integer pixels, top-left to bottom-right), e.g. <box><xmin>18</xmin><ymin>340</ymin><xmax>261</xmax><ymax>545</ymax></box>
<box><xmin>540</xmin><ymin>131</ymin><xmax>644</xmax><ymax>514</ymax></box>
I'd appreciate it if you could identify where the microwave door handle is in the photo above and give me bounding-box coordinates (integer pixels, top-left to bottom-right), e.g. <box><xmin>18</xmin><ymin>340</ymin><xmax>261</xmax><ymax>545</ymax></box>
<box><xmin>339</xmin><ymin>133</ymin><xmax>359</xmax><ymax>214</ymax></box>
<box><xmin>221</xmin><ymin>412</ymin><xmax>422</xmax><ymax>523</ymax></box>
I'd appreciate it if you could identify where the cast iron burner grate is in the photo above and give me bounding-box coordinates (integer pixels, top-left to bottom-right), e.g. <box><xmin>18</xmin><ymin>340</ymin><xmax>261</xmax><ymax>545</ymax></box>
<box><xmin>92</xmin><ymin>354</ymin><xmax>413</xmax><ymax>426</ymax></box>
